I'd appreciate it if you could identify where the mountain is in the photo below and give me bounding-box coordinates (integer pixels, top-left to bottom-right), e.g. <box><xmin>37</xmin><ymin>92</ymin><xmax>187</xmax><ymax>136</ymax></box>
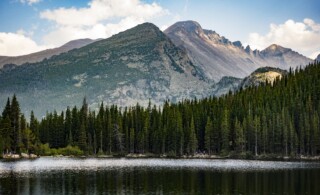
<box><xmin>239</xmin><ymin>67</ymin><xmax>287</xmax><ymax>89</ymax></box>
<box><xmin>0</xmin><ymin>23</ymin><xmax>215</xmax><ymax>117</ymax></box>
<box><xmin>0</xmin><ymin>38</ymin><xmax>97</xmax><ymax>69</ymax></box>
<box><xmin>316</xmin><ymin>54</ymin><xmax>320</xmax><ymax>61</ymax></box>
<box><xmin>164</xmin><ymin>21</ymin><xmax>312</xmax><ymax>81</ymax></box>
<box><xmin>260</xmin><ymin>44</ymin><xmax>311</xmax><ymax>70</ymax></box>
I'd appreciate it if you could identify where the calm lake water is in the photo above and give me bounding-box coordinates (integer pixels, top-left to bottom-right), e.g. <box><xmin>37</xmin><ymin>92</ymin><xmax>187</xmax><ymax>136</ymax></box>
<box><xmin>0</xmin><ymin>158</ymin><xmax>320</xmax><ymax>194</ymax></box>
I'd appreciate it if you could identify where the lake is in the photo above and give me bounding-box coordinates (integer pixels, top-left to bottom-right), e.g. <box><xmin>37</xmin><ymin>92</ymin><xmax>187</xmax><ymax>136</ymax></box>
<box><xmin>0</xmin><ymin>158</ymin><xmax>320</xmax><ymax>194</ymax></box>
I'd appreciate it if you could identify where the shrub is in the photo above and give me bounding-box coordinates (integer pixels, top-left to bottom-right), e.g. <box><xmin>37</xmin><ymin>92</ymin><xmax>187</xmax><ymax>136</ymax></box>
<box><xmin>38</xmin><ymin>143</ymin><xmax>52</xmax><ymax>156</ymax></box>
<box><xmin>37</xmin><ymin>144</ymin><xmax>83</xmax><ymax>156</ymax></box>
<box><xmin>58</xmin><ymin>145</ymin><xmax>84</xmax><ymax>156</ymax></box>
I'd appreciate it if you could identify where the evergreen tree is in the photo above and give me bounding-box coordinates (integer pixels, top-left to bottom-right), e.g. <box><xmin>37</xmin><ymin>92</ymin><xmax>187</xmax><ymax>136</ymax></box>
<box><xmin>221</xmin><ymin>108</ymin><xmax>230</xmax><ymax>152</ymax></box>
<box><xmin>189</xmin><ymin>116</ymin><xmax>198</xmax><ymax>154</ymax></box>
<box><xmin>78</xmin><ymin>122</ymin><xmax>87</xmax><ymax>152</ymax></box>
<box><xmin>10</xmin><ymin>95</ymin><xmax>21</xmax><ymax>153</ymax></box>
<box><xmin>205</xmin><ymin>117</ymin><xmax>213</xmax><ymax>154</ymax></box>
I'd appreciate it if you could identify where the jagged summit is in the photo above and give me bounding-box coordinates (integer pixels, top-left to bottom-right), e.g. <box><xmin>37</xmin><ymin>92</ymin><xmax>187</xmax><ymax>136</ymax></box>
<box><xmin>261</xmin><ymin>44</ymin><xmax>291</xmax><ymax>55</ymax></box>
<box><xmin>164</xmin><ymin>21</ymin><xmax>262</xmax><ymax>80</ymax></box>
<box><xmin>164</xmin><ymin>21</ymin><xmax>312</xmax><ymax>81</ymax></box>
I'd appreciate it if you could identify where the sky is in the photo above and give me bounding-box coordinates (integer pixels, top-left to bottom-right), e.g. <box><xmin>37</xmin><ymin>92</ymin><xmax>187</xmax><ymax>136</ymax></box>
<box><xmin>0</xmin><ymin>0</ymin><xmax>319</xmax><ymax>58</ymax></box>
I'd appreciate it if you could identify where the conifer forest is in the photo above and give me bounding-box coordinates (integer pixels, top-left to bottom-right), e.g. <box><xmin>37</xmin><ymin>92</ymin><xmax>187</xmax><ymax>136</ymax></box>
<box><xmin>0</xmin><ymin>62</ymin><xmax>319</xmax><ymax>158</ymax></box>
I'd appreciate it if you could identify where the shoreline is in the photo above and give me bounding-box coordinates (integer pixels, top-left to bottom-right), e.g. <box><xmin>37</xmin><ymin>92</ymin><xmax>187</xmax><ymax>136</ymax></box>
<box><xmin>2</xmin><ymin>153</ymin><xmax>320</xmax><ymax>162</ymax></box>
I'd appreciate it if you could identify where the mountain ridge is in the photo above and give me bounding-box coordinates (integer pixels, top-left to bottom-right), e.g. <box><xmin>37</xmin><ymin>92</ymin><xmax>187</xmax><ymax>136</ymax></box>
<box><xmin>0</xmin><ymin>38</ymin><xmax>97</xmax><ymax>69</ymax></box>
<box><xmin>164</xmin><ymin>20</ymin><xmax>312</xmax><ymax>81</ymax></box>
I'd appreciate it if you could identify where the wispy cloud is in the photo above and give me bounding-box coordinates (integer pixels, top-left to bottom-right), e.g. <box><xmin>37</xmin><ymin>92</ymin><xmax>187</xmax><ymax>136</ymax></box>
<box><xmin>183</xmin><ymin>0</ymin><xmax>189</xmax><ymax>13</ymax></box>
<box><xmin>20</xmin><ymin>0</ymin><xmax>41</xmax><ymax>6</ymax></box>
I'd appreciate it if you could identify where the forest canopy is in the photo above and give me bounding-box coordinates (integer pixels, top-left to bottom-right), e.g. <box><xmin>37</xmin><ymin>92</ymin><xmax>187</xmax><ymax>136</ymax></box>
<box><xmin>0</xmin><ymin>62</ymin><xmax>319</xmax><ymax>158</ymax></box>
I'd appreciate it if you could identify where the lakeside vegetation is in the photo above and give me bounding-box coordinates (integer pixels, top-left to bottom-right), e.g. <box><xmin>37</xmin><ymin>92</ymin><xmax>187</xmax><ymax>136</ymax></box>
<box><xmin>0</xmin><ymin>62</ymin><xmax>319</xmax><ymax>159</ymax></box>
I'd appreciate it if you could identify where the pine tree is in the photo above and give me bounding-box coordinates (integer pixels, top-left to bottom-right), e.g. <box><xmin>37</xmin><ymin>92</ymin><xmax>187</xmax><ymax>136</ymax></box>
<box><xmin>205</xmin><ymin>117</ymin><xmax>213</xmax><ymax>155</ymax></box>
<box><xmin>30</xmin><ymin>111</ymin><xmax>39</xmax><ymax>141</ymax></box>
<box><xmin>189</xmin><ymin>116</ymin><xmax>197</xmax><ymax>154</ymax></box>
<box><xmin>234</xmin><ymin>117</ymin><xmax>244</xmax><ymax>153</ymax></box>
<box><xmin>10</xmin><ymin>95</ymin><xmax>21</xmax><ymax>153</ymax></box>
<box><xmin>20</xmin><ymin>114</ymin><xmax>27</xmax><ymax>152</ymax></box>
<box><xmin>78</xmin><ymin>122</ymin><xmax>87</xmax><ymax>152</ymax></box>
<box><xmin>2</xmin><ymin>98</ymin><xmax>11</xmax><ymax>119</ymax></box>
<box><xmin>221</xmin><ymin>108</ymin><xmax>230</xmax><ymax>152</ymax></box>
<box><xmin>176</xmin><ymin>112</ymin><xmax>184</xmax><ymax>156</ymax></box>
<box><xmin>0</xmin><ymin>116</ymin><xmax>12</xmax><ymax>153</ymax></box>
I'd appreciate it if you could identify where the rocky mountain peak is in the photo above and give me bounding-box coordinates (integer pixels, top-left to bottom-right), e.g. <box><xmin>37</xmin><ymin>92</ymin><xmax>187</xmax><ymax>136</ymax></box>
<box><xmin>245</xmin><ymin>45</ymin><xmax>253</xmax><ymax>54</ymax></box>
<box><xmin>262</xmin><ymin>44</ymin><xmax>290</xmax><ymax>55</ymax></box>
<box><xmin>165</xmin><ymin>20</ymin><xmax>232</xmax><ymax>45</ymax></box>
<box><xmin>165</xmin><ymin>20</ymin><xmax>203</xmax><ymax>35</ymax></box>
<box><xmin>316</xmin><ymin>54</ymin><xmax>320</xmax><ymax>61</ymax></box>
<box><xmin>232</xmin><ymin>41</ymin><xmax>243</xmax><ymax>49</ymax></box>
<box><xmin>107</xmin><ymin>22</ymin><xmax>164</xmax><ymax>42</ymax></box>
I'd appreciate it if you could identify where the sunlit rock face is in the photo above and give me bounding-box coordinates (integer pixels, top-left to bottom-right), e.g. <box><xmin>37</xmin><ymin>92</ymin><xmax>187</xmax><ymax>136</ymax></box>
<box><xmin>239</xmin><ymin>67</ymin><xmax>287</xmax><ymax>88</ymax></box>
<box><xmin>164</xmin><ymin>21</ymin><xmax>312</xmax><ymax>81</ymax></box>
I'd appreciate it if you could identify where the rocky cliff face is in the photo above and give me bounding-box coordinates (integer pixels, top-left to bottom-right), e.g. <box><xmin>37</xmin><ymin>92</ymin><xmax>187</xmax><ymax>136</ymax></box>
<box><xmin>164</xmin><ymin>21</ymin><xmax>312</xmax><ymax>81</ymax></box>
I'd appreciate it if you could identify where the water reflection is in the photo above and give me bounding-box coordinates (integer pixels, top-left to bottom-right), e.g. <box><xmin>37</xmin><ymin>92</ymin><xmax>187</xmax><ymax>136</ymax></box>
<box><xmin>0</xmin><ymin>158</ymin><xmax>319</xmax><ymax>194</ymax></box>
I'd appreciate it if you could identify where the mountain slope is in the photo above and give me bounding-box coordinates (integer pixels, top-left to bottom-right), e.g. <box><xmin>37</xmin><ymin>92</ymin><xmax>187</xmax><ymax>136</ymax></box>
<box><xmin>164</xmin><ymin>21</ymin><xmax>312</xmax><ymax>81</ymax></box>
<box><xmin>0</xmin><ymin>38</ymin><xmax>97</xmax><ymax>69</ymax></box>
<box><xmin>0</xmin><ymin>23</ymin><xmax>213</xmax><ymax>117</ymax></box>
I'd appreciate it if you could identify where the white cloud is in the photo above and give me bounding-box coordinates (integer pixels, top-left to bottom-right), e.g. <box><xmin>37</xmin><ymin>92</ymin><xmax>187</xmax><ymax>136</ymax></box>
<box><xmin>0</xmin><ymin>0</ymin><xmax>168</xmax><ymax>56</ymax></box>
<box><xmin>0</xmin><ymin>32</ymin><xmax>50</xmax><ymax>56</ymax></box>
<box><xmin>40</xmin><ymin>0</ymin><xmax>166</xmax><ymax>27</ymax></box>
<box><xmin>40</xmin><ymin>0</ymin><xmax>168</xmax><ymax>47</ymax></box>
<box><xmin>20</xmin><ymin>0</ymin><xmax>41</xmax><ymax>5</ymax></box>
<box><xmin>247</xmin><ymin>18</ymin><xmax>320</xmax><ymax>58</ymax></box>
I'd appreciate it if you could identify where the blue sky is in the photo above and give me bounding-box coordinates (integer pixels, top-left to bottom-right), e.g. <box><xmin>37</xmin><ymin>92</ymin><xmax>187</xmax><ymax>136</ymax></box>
<box><xmin>0</xmin><ymin>0</ymin><xmax>319</xmax><ymax>58</ymax></box>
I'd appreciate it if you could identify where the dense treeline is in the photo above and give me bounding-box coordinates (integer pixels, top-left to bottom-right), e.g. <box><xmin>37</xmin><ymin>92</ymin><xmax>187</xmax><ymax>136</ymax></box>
<box><xmin>0</xmin><ymin>62</ymin><xmax>319</xmax><ymax>157</ymax></box>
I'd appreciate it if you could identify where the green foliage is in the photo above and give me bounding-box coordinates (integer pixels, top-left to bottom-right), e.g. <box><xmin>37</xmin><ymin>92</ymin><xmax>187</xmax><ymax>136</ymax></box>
<box><xmin>58</xmin><ymin>145</ymin><xmax>84</xmax><ymax>156</ymax></box>
<box><xmin>38</xmin><ymin>143</ymin><xmax>52</xmax><ymax>156</ymax></box>
<box><xmin>38</xmin><ymin>143</ymin><xmax>83</xmax><ymax>156</ymax></box>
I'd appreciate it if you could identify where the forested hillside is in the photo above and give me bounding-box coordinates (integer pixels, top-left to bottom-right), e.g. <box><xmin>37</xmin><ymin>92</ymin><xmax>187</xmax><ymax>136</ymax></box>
<box><xmin>0</xmin><ymin>62</ymin><xmax>319</xmax><ymax>158</ymax></box>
